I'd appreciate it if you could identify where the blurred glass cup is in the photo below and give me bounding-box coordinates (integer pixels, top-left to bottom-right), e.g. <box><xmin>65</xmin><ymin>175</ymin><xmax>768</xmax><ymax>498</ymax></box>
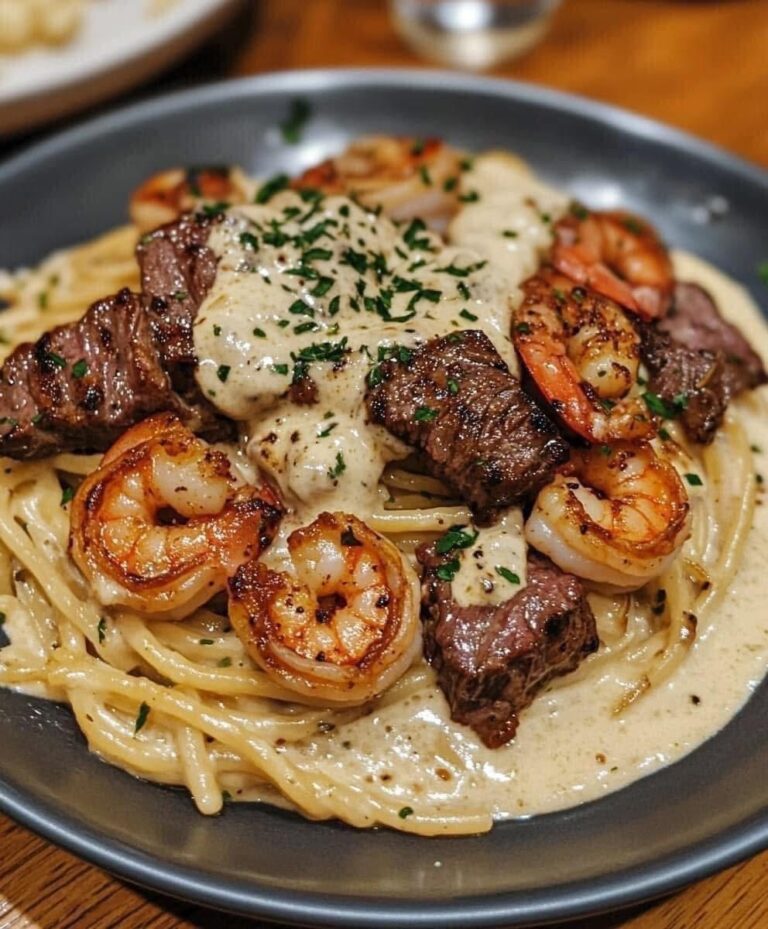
<box><xmin>390</xmin><ymin>0</ymin><xmax>562</xmax><ymax>70</ymax></box>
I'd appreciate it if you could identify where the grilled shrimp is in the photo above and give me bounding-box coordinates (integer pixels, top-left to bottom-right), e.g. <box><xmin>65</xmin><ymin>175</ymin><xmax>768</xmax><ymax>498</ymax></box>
<box><xmin>514</xmin><ymin>270</ymin><xmax>655</xmax><ymax>443</ymax></box>
<box><xmin>70</xmin><ymin>413</ymin><xmax>282</xmax><ymax>617</ymax></box>
<box><xmin>228</xmin><ymin>513</ymin><xmax>421</xmax><ymax>705</ymax></box>
<box><xmin>525</xmin><ymin>443</ymin><xmax>690</xmax><ymax>591</ymax></box>
<box><xmin>553</xmin><ymin>208</ymin><xmax>674</xmax><ymax>319</ymax></box>
<box><xmin>129</xmin><ymin>166</ymin><xmax>250</xmax><ymax>232</ymax></box>
<box><xmin>293</xmin><ymin>135</ymin><xmax>463</xmax><ymax>229</ymax></box>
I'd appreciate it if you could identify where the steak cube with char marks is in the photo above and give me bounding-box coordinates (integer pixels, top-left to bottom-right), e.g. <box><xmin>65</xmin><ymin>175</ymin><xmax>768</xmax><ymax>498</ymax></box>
<box><xmin>366</xmin><ymin>330</ymin><xmax>568</xmax><ymax>524</ymax></box>
<box><xmin>640</xmin><ymin>282</ymin><xmax>767</xmax><ymax>445</ymax></box>
<box><xmin>418</xmin><ymin>545</ymin><xmax>598</xmax><ymax>748</ymax></box>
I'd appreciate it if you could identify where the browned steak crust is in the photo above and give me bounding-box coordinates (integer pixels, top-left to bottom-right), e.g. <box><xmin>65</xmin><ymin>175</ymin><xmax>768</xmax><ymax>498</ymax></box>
<box><xmin>366</xmin><ymin>330</ymin><xmax>568</xmax><ymax>524</ymax></box>
<box><xmin>418</xmin><ymin>545</ymin><xmax>598</xmax><ymax>748</ymax></box>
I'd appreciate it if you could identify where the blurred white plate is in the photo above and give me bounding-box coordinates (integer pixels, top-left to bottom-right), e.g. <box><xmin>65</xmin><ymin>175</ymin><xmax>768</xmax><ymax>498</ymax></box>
<box><xmin>0</xmin><ymin>0</ymin><xmax>239</xmax><ymax>135</ymax></box>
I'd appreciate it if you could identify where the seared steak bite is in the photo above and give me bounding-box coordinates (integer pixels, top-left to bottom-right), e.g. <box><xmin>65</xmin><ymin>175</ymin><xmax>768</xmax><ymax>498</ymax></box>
<box><xmin>660</xmin><ymin>282</ymin><xmax>767</xmax><ymax>397</ymax></box>
<box><xmin>0</xmin><ymin>212</ymin><xmax>226</xmax><ymax>459</ymax></box>
<box><xmin>137</xmin><ymin>211</ymin><xmax>219</xmax><ymax>369</ymax></box>
<box><xmin>0</xmin><ymin>290</ymin><xmax>189</xmax><ymax>458</ymax></box>
<box><xmin>366</xmin><ymin>330</ymin><xmax>568</xmax><ymax>524</ymax></box>
<box><xmin>418</xmin><ymin>545</ymin><xmax>598</xmax><ymax>748</ymax></box>
<box><xmin>640</xmin><ymin>283</ymin><xmax>767</xmax><ymax>444</ymax></box>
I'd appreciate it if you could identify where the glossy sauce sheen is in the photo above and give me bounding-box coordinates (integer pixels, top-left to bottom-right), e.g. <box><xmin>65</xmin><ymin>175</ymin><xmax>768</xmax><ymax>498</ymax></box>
<box><xmin>194</xmin><ymin>159</ymin><xmax>768</xmax><ymax>826</ymax></box>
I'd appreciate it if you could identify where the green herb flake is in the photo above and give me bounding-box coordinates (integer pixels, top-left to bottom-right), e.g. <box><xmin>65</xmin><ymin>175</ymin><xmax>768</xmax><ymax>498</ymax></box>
<box><xmin>71</xmin><ymin>359</ymin><xmax>89</xmax><ymax>380</ymax></box>
<box><xmin>515</xmin><ymin>322</ymin><xmax>531</xmax><ymax>335</ymax></box>
<box><xmin>751</xmin><ymin>443</ymin><xmax>762</xmax><ymax>453</ymax></box>
<box><xmin>216</xmin><ymin>364</ymin><xmax>231</xmax><ymax>383</ymax></box>
<box><xmin>502</xmin><ymin>229</ymin><xmax>518</xmax><ymax>238</ymax></box>
<box><xmin>659</xmin><ymin>427</ymin><xmax>671</xmax><ymax>441</ymax></box>
<box><xmin>97</xmin><ymin>617</ymin><xmax>107</xmax><ymax>644</ymax></box>
<box><xmin>217</xmin><ymin>657</ymin><xmax>233</xmax><ymax>668</ymax></box>
<box><xmin>685</xmin><ymin>473</ymin><xmax>703</xmax><ymax>487</ymax></box>
<box><xmin>414</xmin><ymin>405</ymin><xmax>438</xmax><ymax>423</ymax></box>
<box><xmin>328</xmin><ymin>452</ymin><xmax>346</xmax><ymax>481</ymax></box>
<box><xmin>402</xmin><ymin>218</ymin><xmax>432</xmax><ymax>252</ymax></box>
<box><xmin>435</xmin><ymin>559</ymin><xmax>460</xmax><ymax>582</ymax></box>
<box><xmin>758</xmin><ymin>262</ymin><xmax>768</xmax><ymax>286</ymax></box>
<box><xmin>435</xmin><ymin>525</ymin><xmax>478</xmax><ymax>555</ymax></box>
<box><xmin>570</xmin><ymin>202</ymin><xmax>589</xmax><ymax>220</ymax></box>
<box><xmin>419</xmin><ymin>165</ymin><xmax>432</xmax><ymax>186</ymax></box>
<box><xmin>495</xmin><ymin>566</ymin><xmax>521</xmax><ymax>585</ymax></box>
<box><xmin>250</xmin><ymin>327</ymin><xmax>266</xmax><ymax>340</ymax></box>
<box><xmin>280</xmin><ymin>97</ymin><xmax>311</xmax><ymax>144</ymax></box>
<box><xmin>271</xmin><ymin>363</ymin><xmax>289</xmax><ymax>376</ymax></box>
<box><xmin>293</xmin><ymin>320</ymin><xmax>319</xmax><ymax>335</ymax></box>
<box><xmin>459</xmin><ymin>308</ymin><xmax>478</xmax><ymax>322</ymax></box>
<box><xmin>398</xmin><ymin>805</ymin><xmax>415</xmax><ymax>820</ymax></box>
<box><xmin>37</xmin><ymin>291</ymin><xmax>48</xmax><ymax>310</ymax></box>
<box><xmin>255</xmin><ymin>173</ymin><xmax>289</xmax><ymax>204</ymax></box>
<box><xmin>0</xmin><ymin>611</ymin><xmax>6</xmax><ymax>625</ymax></box>
<box><xmin>60</xmin><ymin>485</ymin><xmax>74</xmax><ymax>507</ymax></box>
<box><xmin>222</xmin><ymin>789</ymin><xmax>233</xmax><ymax>802</ymax></box>
<box><xmin>459</xmin><ymin>190</ymin><xmax>480</xmax><ymax>203</ymax></box>
<box><xmin>134</xmin><ymin>702</ymin><xmax>150</xmax><ymax>735</ymax></box>
<box><xmin>239</xmin><ymin>231</ymin><xmax>259</xmax><ymax>250</ymax></box>
<box><xmin>45</xmin><ymin>352</ymin><xmax>67</xmax><ymax>370</ymax></box>
<box><xmin>443</xmin><ymin>176</ymin><xmax>458</xmax><ymax>192</ymax></box>
<box><xmin>199</xmin><ymin>638</ymin><xmax>215</xmax><ymax>646</ymax></box>
<box><xmin>447</xmin><ymin>378</ymin><xmax>459</xmax><ymax>395</ymax></box>
<box><xmin>642</xmin><ymin>391</ymin><xmax>687</xmax><ymax>419</ymax></box>
<box><xmin>318</xmin><ymin>422</ymin><xmax>337</xmax><ymax>438</ymax></box>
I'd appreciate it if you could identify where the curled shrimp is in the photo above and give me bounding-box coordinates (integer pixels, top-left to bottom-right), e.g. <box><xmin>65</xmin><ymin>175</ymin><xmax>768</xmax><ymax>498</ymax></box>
<box><xmin>514</xmin><ymin>270</ymin><xmax>655</xmax><ymax>443</ymax></box>
<box><xmin>293</xmin><ymin>135</ymin><xmax>462</xmax><ymax>230</ymax></box>
<box><xmin>552</xmin><ymin>208</ymin><xmax>674</xmax><ymax>319</ymax></box>
<box><xmin>525</xmin><ymin>442</ymin><xmax>690</xmax><ymax>591</ymax></box>
<box><xmin>228</xmin><ymin>512</ymin><xmax>421</xmax><ymax>704</ymax></box>
<box><xmin>129</xmin><ymin>166</ymin><xmax>249</xmax><ymax>232</ymax></box>
<box><xmin>70</xmin><ymin>413</ymin><xmax>283</xmax><ymax>617</ymax></box>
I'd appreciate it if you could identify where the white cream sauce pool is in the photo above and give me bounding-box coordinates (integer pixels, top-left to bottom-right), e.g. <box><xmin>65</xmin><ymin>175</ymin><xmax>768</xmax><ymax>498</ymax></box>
<box><xmin>195</xmin><ymin>157</ymin><xmax>768</xmax><ymax>826</ymax></box>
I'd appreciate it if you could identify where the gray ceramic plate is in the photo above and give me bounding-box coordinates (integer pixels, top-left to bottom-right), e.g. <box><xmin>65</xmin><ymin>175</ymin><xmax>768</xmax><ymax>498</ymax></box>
<box><xmin>0</xmin><ymin>70</ymin><xmax>767</xmax><ymax>928</ymax></box>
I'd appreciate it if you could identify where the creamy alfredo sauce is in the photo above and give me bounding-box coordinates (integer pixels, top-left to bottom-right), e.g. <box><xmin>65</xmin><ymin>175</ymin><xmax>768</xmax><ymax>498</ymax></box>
<box><xmin>194</xmin><ymin>156</ymin><xmax>768</xmax><ymax>828</ymax></box>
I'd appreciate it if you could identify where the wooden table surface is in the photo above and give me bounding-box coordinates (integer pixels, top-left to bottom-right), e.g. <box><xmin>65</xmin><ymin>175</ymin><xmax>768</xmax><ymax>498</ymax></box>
<box><xmin>2</xmin><ymin>1</ymin><xmax>768</xmax><ymax>927</ymax></box>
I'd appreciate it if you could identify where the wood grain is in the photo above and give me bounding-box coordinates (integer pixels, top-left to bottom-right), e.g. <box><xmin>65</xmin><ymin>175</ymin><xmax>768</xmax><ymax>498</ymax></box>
<box><xmin>2</xmin><ymin>1</ymin><xmax>768</xmax><ymax>927</ymax></box>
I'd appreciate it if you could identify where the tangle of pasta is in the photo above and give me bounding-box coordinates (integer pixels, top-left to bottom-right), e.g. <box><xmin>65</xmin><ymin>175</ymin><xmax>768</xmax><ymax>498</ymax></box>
<box><xmin>0</xmin><ymin>195</ymin><xmax>764</xmax><ymax>836</ymax></box>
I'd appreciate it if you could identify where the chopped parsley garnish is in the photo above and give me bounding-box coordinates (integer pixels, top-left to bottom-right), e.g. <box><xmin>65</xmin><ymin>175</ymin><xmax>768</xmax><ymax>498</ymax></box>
<box><xmin>239</xmin><ymin>232</ymin><xmax>259</xmax><ymax>250</ymax></box>
<box><xmin>71</xmin><ymin>359</ymin><xmax>88</xmax><ymax>379</ymax></box>
<box><xmin>435</xmin><ymin>525</ymin><xmax>478</xmax><ymax>555</ymax></box>
<box><xmin>457</xmin><ymin>281</ymin><xmax>470</xmax><ymax>300</ymax></box>
<box><xmin>288</xmin><ymin>298</ymin><xmax>314</xmax><ymax>317</ymax></box>
<box><xmin>0</xmin><ymin>611</ymin><xmax>6</xmax><ymax>625</ymax></box>
<box><xmin>502</xmin><ymin>229</ymin><xmax>518</xmax><ymax>238</ymax></box>
<box><xmin>685</xmin><ymin>473</ymin><xmax>703</xmax><ymax>487</ymax></box>
<box><xmin>623</xmin><ymin>216</ymin><xmax>644</xmax><ymax>235</ymax></box>
<box><xmin>222</xmin><ymin>789</ymin><xmax>233</xmax><ymax>802</ymax></box>
<box><xmin>328</xmin><ymin>452</ymin><xmax>346</xmax><ymax>480</ymax></box>
<box><xmin>271</xmin><ymin>363</ymin><xmax>289</xmax><ymax>375</ymax></box>
<box><xmin>302</xmin><ymin>246</ymin><xmax>333</xmax><ymax>264</ymax></box>
<box><xmin>97</xmin><ymin>617</ymin><xmax>107</xmax><ymax>644</ymax></box>
<box><xmin>341</xmin><ymin>248</ymin><xmax>368</xmax><ymax>274</ymax></box>
<box><xmin>216</xmin><ymin>365</ymin><xmax>231</xmax><ymax>383</ymax></box>
<box><xmin>751</xmin><ymin>443</ymin><xmax>762</xmax><ymax>453</ymax></box>
<box><xmin>38</xmin><ymin>291</ymin><xmax>48</xmax><ymax>310</ymax></box>
<box><xmin>642</xmin><ymin>391</ymin><xmax>688</xmax><ymax>418</ymax></box>
<box><xmin>255</xmin><ymin>173</ymin><xmax>289</xmax><ymax>204</ymax></box>
<box><xmin>280</xmin><ymin>97</ymin><xmax>311</xmax><ymax>143</ymax></box>
<box><xmin>459</xmin><ymin>156</ymin><xmax>474</xmax><ymax>172</ymax></box>
<box><xmin>213</xmin><ymin>324</ymin><xmax>222</xmax><ymax>337</ymax></box>
<box><xmin>328</xmin><ymin>295</ymin><xmax>341</xmax><ymax>316</ymax></box>
<box><xmin>414</xmin><ymin>406</ymin><xmax>438</xmax><ymax>423</ymax></box>
<box><xmin>367</xmin><ymin>344</ymin><xmax>414</xmax><ymax>387</ymax></box>
<box><xmin>459</xmin><ymin>190</ymin><xmax>480</xmax><ymax>203</ymax></box>
<box><xmin>570</xmin><ymin>202</ymin><xmax>589</xmax><ymax>220</ymax></box>
<box><xmin>659</xmin><ymin>427</ymin><xmax>671</xmax><ymax>441</ymax></box>
<box><xmin>398</xmin><ymin>806</ymin><xmax>415</xmax><ymax>819</ymax></box>
<box><xmin>435</xmin><ymin>560</ymin><xmax>460</xmax><ymax>582</ymax></box>
<box><xmin>495</xmin><ymin>566</ymin><xmax>521</xmax><ymax>585</ymax></box>
<box><xmin>515</xmin><ymin>322</ymin><xmax>531</xmax><ymax>335</ymax></box>
<box><xmin>447</xmin><ymin>378</ymin><xmax>459</xmax><ymax>395</ymax></box>
<box><xmin>443</xmin><ymin>176</ymin><xmax>458</xmax><ymax>192</ymax></box>
<box><xmin>134</xmin><ymin>702</ymin><xmax>150</xmax><ymax>735</ymax></box>
<box><xmin>437</xmin><ymin>259</ymin><xmax>487</xmax><ymax>278</ymax></box>
<box><xmin>60</xmin><ymin>485</ymin><xmax>74</xmax><ymax>507</ymax></box>
<box><xmin>199</xmin><ymin>638</ymin><xmax>215</xmax><ymax>646</ymax></box>
<box><xmin>217</xmin><ymin>657</ymin><xmax>233</xmax><ymax>668</ymax></box>
<box><xmin>311</xmin><ymin>276</ymin><xmax>335</xmax><ymax>297</ymax></box>
<box><xmin>201</xmin><ymin>201</ymin><xmax>230</xmax><ymax>218</ymax></box>
<box><xmin>293</xmin><ymin>321</ymin><xmax>319</xmax><ymax>335</ymax></box>
<box><xmin>459</xmin><ymin>308</ymin><xmax>478</xmax><ymax>322</ymax></box>
<box><xmin>318</xmin><ymin>422</ymin><xmax>337</xmax><ymax>438</ymax></box>
<box><xmin>44</xmin><ymin>352</ymin><xmax>67</xmax><ymax>370</ymax></box>
<box><xmin>419</xmin><ymin>165</ymin><xmax>432</xmax><ymax>186</ymax></box>
<box><xmin>402</xmin><ymin>218</ymin><xmax>432</xmax><ymax>251</ymax></box>
<box><xmin>758</xmin><ymin>261</ymin><xmax>768</xmax><ymax>286</ymax></box>
<box><xmin>293</xmin><ymin>337</ymin><xmax>349</xmax><ymax>364</ymax></box>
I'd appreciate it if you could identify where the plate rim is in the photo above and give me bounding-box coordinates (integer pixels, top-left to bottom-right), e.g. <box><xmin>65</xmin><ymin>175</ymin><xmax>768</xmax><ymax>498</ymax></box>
<box><xmin>1</xmin><ymin>68</ymin><xmax>767</xmax><ymax>927</ymax></box>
